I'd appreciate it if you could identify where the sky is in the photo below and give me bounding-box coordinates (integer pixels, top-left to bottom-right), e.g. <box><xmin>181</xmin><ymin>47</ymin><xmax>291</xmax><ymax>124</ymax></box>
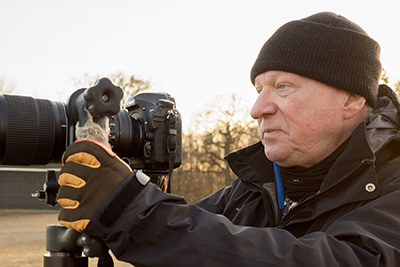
<box><xmin>1</xmin><ymin>0</ymin><xmax>399</xmax><ymax>130</ymax></box>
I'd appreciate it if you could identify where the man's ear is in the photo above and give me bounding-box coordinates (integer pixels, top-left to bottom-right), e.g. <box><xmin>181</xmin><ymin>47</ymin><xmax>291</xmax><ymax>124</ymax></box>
<box><xmin>343</xmin><ymin>93</ymin><xmax>367</xmax><ymax>120</ymax></box>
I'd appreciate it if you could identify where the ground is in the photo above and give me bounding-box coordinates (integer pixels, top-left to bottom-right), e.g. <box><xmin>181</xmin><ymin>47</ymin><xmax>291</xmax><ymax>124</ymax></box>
<box><xmin>0</xmin><ymin>210</ymin><xmax>131</xmax><ymax>267</ymax></box>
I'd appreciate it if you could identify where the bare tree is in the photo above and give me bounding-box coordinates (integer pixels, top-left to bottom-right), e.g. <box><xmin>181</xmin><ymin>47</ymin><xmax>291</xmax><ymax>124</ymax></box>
<box><xmin>379</xmin><ymin>69</ymin><xmax>400</xmax><ymax>98</ymax></box>
<box><xmin>173</xmin><ymin>93</ymin><xmax>259</xmax><ymax>203</ymax></box>
<box><xmin>394</xmin><ymin>81</ymin><xmax>400</xmax><ymax>98</ymax></box>
<box><xmin>195</xmin><ymin>94</ymin><xmax>259</xmax><ymax>186</ymax></box>
<box><xmin>381</xmin><ymin>68</ymin><xmax>389</xmax><ymax>85</ymax></box>
<box><xmin>0</xmin><ymin>75</ymin><xmax>15</xmax><ymax>94</ymax></box>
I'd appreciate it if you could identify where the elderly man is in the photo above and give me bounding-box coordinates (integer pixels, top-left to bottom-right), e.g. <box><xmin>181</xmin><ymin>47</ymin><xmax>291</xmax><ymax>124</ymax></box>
<box><xmin>57</xmin><ymin>12</ymin><xmax>400</xmax><ymax>266</ymax></box>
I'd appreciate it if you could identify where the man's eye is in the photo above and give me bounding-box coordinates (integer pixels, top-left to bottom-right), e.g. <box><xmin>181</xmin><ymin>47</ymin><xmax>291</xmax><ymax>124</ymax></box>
<box><xmin>256</xmin><ymin>87</ymin><xmax>263</xmax><ymax>94</ymax></box>
<box><xmin>276</xmin><ymin>83</ymin><xmax>295</xmax><ymax>97</ymax></box>
<box><xmin>277</xmin><ymin>83</ymin><xmax>288</xmax><ymax>89</ymax></box>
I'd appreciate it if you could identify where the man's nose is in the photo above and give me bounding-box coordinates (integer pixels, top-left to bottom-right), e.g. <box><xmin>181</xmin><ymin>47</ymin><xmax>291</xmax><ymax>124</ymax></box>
<box><xmin>250</xmin><ymin>89</ymin><xmax>277</xmax><ymax>119</ymax></box>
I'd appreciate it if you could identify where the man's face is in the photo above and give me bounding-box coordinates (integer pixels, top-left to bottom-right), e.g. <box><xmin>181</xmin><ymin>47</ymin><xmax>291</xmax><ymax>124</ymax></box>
<box><xmin>250</xmin><ymin>71</ymin><xmax>352</xmax><ymax>168</ymax></box>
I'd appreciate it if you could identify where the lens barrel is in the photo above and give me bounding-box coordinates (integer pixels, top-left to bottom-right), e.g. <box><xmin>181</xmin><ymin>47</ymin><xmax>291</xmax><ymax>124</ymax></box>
<box><xmin>0</xmin><ymin>94</ymin><xmax>67</xmax><ymax>165</ymax></box>
<box><xmin>108</xmin><ymin>110</ymin><xmax>143</xmax><ymax>158</ymax></box>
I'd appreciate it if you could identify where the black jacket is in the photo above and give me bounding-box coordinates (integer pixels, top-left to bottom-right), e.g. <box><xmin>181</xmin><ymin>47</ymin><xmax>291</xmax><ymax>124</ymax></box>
<box><xmin>86</xmin><ymin>85</ymin><xmax>400</xmax><ymax>266</ymax></box>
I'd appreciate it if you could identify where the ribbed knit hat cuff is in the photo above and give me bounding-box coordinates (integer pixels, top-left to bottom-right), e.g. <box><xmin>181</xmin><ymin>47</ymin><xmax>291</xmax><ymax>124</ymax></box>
<box><xmin>250</xmin><ymin>19</ymin><xmax>382</xmax><ymax>106</ymax></box>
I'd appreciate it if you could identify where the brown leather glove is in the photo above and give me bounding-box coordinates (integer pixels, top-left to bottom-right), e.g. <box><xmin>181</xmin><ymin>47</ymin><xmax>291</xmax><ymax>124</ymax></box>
<box><xmin>57</xmin><ymin>139</ymin><xmax>132</xmax><ymax>232</ymax></box>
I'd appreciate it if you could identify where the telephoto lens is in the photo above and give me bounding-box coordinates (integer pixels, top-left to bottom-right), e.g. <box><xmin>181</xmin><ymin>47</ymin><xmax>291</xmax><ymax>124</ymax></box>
<box><xmin>0</xmin><ymin>94</ymin><xmax>67</xmax><ymax>165</ymax></box>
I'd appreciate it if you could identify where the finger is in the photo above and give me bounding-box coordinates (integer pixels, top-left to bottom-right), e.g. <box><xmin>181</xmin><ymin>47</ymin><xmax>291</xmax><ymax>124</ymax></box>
<box><xmin>58</xmin><ymin>198</ymin><xmax>80</xmax><ymax>209</ymax></box>
<box><xmin>59</xmin><ymin>172</ymin><xmax>86</xmax><ymax>188</ymax></box>
<box><xmin>58</xmin><ymin>208</ymin><xmax>90</xmax><ymax>233</ymax></box>
<box><xmin>65</xmin><ymin>152</ymin><xmax>101</xmax><ymax>168</ymax></box>
<box><xmin>59</xmin><ymin>219</ymin><xmax>90</xmax><ymax>233</ymax></box>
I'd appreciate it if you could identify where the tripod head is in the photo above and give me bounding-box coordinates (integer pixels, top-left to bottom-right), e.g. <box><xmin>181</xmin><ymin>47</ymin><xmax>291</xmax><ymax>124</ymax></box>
<box><xmin>44</xmin><ymin>224</ymin><xmax>113</xmax><ymax>267</ymax></box>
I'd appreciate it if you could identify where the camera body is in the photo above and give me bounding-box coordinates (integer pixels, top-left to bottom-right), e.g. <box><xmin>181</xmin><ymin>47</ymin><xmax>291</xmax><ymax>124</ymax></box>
<box><xmin>0</xmin><ymin>79</ymin><xmax>181</xmax><ymax>173</ymax></box>
<box><xmin>109</xmin><ymin>92</ymin><xmax>182</xmax><ymax>172</ymax></box>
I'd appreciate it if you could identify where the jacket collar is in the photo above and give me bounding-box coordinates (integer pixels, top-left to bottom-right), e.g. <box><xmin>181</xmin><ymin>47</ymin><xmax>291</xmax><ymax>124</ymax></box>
<box><xmin>366</xmin><ymin>84</ymin><xmax>400</xmax><ymax>153</ymax></box>
<box><xmin>225</xmin><ymin>142</ymin><xmax>274</xmax><ymax>183</ymax></box>
<box><xmin>225</xmin><ymin>123</ymin><xmax>376</xmax><ymax>193</ymax></box>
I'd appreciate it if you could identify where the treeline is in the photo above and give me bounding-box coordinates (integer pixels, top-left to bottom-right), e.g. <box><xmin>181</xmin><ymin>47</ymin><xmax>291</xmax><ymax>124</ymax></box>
<box><xmin>171</xmin><ymin>94</ymin><xmax>260</xmax><ymax>203</ymax></box>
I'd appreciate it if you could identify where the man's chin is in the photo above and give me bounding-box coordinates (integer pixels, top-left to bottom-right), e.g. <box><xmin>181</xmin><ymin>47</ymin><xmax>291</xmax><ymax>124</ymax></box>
<box><xmin>263</xmin><ymin>147</ymin><xmax>286</xmax><ymax>165</ymax></box>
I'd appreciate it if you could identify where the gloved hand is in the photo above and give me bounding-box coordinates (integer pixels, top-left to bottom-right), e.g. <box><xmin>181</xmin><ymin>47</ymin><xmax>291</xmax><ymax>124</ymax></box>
<box><xmin>57</xmin><ymin>139</ymin><xmax>132</xmax><ymax>232</ymax></box>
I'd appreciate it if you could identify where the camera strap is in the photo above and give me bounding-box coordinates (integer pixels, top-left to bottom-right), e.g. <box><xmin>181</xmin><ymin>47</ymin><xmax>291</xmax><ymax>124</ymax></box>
<box><xmin>166</xmin><ymin>110</ymin><xmax>178</xmax><ymax>193</ymax></box>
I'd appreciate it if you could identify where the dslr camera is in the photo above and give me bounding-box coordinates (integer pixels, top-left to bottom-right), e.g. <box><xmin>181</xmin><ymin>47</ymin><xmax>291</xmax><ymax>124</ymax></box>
<box><xmin>0</xmin><ymin>78</ymin><xmax>182</xmax><ymax>174</ymax></box>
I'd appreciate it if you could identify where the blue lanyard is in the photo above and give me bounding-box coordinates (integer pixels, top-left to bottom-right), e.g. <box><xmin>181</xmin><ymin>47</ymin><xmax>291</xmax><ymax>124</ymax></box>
<box><xmin>273</xmin><ymin>162</ymin><xmax>285</xmax><ymax>220</ymax></box>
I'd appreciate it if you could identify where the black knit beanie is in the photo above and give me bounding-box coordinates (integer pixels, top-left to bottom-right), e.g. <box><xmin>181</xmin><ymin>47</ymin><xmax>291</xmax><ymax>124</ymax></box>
<box><xmin>250</xmin><ymin>12</ymin><xmax>382</xmax><ymax>106</ymax></box>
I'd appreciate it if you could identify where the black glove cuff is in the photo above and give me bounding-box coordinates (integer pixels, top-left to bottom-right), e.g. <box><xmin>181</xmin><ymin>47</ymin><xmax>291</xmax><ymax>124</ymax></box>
<box><xmin>97</xmin><ymin>171</ymin><xmax>147</xmax><ymax>228</ymax></box>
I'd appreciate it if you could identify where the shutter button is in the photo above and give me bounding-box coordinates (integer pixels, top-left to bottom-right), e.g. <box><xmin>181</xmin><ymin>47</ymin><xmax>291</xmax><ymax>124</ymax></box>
<box><xmin>365</xmin><ymin>183</ymin><xmax>376</xmax><ymax>193</ymax></box>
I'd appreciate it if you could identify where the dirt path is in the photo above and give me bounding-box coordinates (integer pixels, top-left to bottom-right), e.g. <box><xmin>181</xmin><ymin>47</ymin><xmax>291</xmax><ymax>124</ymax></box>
<box><xmin>0</xmin><ymin>210</ymin><xmax>131</xmax><ymax>267</ymax></box>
